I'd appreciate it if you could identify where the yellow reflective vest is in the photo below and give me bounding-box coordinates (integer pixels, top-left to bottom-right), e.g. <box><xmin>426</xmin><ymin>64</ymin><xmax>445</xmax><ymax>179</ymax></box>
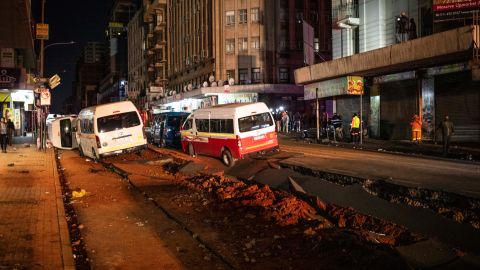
<box><xmin>351</xmin><ymin>116</ymin><xmax>360</xmax><ymax>128</ymax></box>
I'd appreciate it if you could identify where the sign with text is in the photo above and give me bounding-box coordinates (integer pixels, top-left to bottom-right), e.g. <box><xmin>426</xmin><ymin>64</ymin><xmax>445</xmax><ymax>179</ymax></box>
<box><xmin>304</xmin><ymin>76</ymin><xmax>364</xmax><ymax>100</ymax></box>
<box><xmin>36</xmin><ymin>23</ymin><xmax>49</xmax><ymax>40</ymax></box>
<box><xmin>0</xmin><ymin>68</ymin><xmax>20</xmax><ymax>89</ymax></box>
<box><xmin>40</xmin><ymin>88</ymin><xmax>51</xmax><ymax>106</ymax></box>
<box><xmin>433</xmin><ymin>0</ymin><xmax>480</xmax><ymax>21</ymax></box>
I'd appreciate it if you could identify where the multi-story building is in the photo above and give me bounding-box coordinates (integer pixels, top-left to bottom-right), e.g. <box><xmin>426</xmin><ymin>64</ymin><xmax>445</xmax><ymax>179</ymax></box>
<box><xmin>161</xmin><ymin>0</ymin><xmax>331</xmax><ymax>114</ymax></box>
<box><xmin>0</xmin><ymin>0</ymin><xmax>36</xmax><ymax>135</ymax></box>
<box><xmin>98</xmin><ymin>0</ymin><xmax>138</xmax><ymax>104</ymax></box>
<box><xmin>73</xmin><ymin>42</ymin><xmax>105</xmax><ymax>111</ymax></box>
<box><xmin>83</xmin><ymin>42</ymin><xmax>104</xmax><ymax>64</ymax></box>
<box><xmin>127</xmin><ymin>8</ymin><xmax>148</xmax><ymax>108</ymax></box>
<box><xmin>143</xmin><ymin>0</ymin><xmax>168</xmax><ymax>111</ymax></box>
<box><xmin>295</xmin><ymin>0</ymin><xmax>480</xmax><ymax>142</ymax></box>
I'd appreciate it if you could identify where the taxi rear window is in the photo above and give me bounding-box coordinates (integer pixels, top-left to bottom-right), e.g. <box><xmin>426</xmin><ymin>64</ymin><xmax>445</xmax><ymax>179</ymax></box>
<box><xmin>238</xmin><ymin>112</ymin><xmax>273</xmax><ymax>133</ymax></box>
<box><xmin>97</xmin><ymin>111</ymin><xmax>141</xmax><ymax>133</ymax></box>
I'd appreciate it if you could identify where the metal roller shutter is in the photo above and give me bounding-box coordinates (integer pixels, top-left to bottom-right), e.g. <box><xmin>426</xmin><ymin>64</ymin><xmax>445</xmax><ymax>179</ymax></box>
<box><xmin>435</xmin><ymin>72</ymin><xmax>480</xmax><ymax>142</ymax></box>
<box><xmin>380</xmin><ymin>80</ymin><xmax>417</xmax><ymax>140</ymax></box>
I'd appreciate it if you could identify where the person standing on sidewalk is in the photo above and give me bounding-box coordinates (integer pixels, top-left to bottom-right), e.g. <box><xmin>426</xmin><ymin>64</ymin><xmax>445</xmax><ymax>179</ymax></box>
<box><xmin>0</xmin><ymin>117</ymin><xmax>7</xmax><ymax>153</ymax></box>
<box><xmin>293</xmin><ymin>112</ymin><xmax>302</xmax><ymax>132</ymax></box>
<box><xmin>281</xmin><ymin>111</ymin><xmax>290</xmax><ymax>133</ymax></box>
<box><xmin>350</xmin><ymin>113</ymin><xmax>360</xmax><ymax>143</ymax></box>
<box><xmin>410</xmin><ymin>114</ymin><xmax>422</xmax><ymax>143</ymax></box>
<box><xmin>438</xmin><ymin>115</ymin><xmax>454</xmax><ymax>156</ymax></box>
<box><xmin>7</xmin><ymin>118</ymin><xmax>15</xmax><ymax>146</ymax></box>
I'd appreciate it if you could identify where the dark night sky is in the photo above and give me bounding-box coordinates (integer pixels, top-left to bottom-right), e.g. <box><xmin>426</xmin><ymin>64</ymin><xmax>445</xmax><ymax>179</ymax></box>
<box><xmin>33</xmin><ymin>0</ymin><xmax>113</xmax><ymax>113</ymax></box>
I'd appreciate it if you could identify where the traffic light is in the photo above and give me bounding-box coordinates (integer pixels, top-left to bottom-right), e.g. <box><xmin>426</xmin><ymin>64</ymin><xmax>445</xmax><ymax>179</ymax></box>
<box><xmin>49</xmin><ymin>74</ymin><xmax>61</xmax><ymax>89</ymax></box>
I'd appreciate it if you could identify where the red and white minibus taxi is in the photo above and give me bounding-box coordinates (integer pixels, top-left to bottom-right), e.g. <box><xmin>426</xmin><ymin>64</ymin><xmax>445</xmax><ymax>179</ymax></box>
<box><xmin>180</xmin><ymin>102</ymin><xmax>278</xmax><ymax>166</ymax></box>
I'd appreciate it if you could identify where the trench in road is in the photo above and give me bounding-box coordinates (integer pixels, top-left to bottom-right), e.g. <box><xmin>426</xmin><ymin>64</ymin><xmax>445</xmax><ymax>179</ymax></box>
<box><xmin>246</xmin><ymin>145</ymin><xmax>480</xmax><ymax>254</ymax></box>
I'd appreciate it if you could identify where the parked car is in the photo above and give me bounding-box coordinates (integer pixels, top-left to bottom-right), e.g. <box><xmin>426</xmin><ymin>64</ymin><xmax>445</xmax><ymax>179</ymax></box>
<box><xmin>151</xmin><ymin>111</ymin><xmax>190</xmax><ymax>148</ymax></box>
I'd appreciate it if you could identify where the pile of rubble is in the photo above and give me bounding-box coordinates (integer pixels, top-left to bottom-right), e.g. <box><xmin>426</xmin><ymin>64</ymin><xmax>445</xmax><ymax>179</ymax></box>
<box><xmin>176</xmin><ymin>173</ymin><xmax>421</xmax><ymax>246</ymax></box>
<box><xmin>180</xmin><ymin>175</ymin><xmax>318</xmax><ymax>226</ymax></box>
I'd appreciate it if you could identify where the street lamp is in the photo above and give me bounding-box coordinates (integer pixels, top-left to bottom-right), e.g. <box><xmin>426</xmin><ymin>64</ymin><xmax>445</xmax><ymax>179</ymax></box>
<box><xmin>40</xmin><ymin>41</ymin><xmax>76</xmax><ymax>78</ymax></box>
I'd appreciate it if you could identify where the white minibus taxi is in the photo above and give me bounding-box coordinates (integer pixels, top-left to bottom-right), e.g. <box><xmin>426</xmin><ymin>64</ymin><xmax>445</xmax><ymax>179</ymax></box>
<box><xmin>180</xmin><ymin>102</ymin><xmax>278</xmax><ymax>166</ymax></box>
<box><xmin>77</xmin><ymin>101</ymin><xmax>147</xmax><ymax>160</ymax></box>
<box><xmin>47</xmin><ymin>115</ymin><xmax>78</xmax><ymax>150</ymax></box>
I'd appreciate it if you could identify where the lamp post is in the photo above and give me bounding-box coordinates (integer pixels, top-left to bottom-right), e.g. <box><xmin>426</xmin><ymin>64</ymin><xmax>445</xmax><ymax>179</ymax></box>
<box><xmin>37</xmin><ymin>39</ymin><xmax>75</xmax><ymax>151</ymax></box>
<box><xmin>40</xmin><ymin>41</ymin><xmax>76</xmax><ymax>77</ymax></box>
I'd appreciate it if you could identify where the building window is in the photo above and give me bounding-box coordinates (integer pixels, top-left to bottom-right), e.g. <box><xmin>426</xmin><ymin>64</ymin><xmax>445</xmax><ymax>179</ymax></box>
<box><xmin>226</xmin><ymin>39</ymin><xmax>235</xmax><ymax>53</ymax></box>
<box><xmin>238</xmin><ymin>37</ymin><xmax>248</xmax><ymax>52</ymax></box>
<box><xmin>226</xmin><ymin>11</ymin><xmax>235</xmax><ymax>26</ymax></box>
<box><xmin>251</xmin><ymin>36</ymin><xmax>260</xmax><ymax>49</ymax></box>
<box><xmin>239</xmin><ymin>68</ymin><xmax>248</xmax><ymax>84</ymax></box>
<box><xmin>279</xmin><ymin>38</ymin><xmax>287</xmax><ymax>50</ymax></box>
<box><xmin>239</xmin><ymin>9</ymin><xmax>247</xmax><ymax>24</ymax></box>
<box><xmin>226</xmin><ymin>70</ymin><xmax>235</xmax><ymax>81</ymax></box>
<box><xmin>279</xmin><ymin>68</ymin><xmax>289</xmax><ymax>83</ymax></box>
<box><xmin>251</xmin><ymin>68</ymin><xmax>261</xmax><ymax>83</ymax></box>
<box><xmin>314</xmin><ymin>38</ymin><xmax>319</xmax><ymax>52</ymax></box>
<box><xmin>251</xmin><ymin>8</ymin><xmax>260</xmax><ymax>22</ymax></box>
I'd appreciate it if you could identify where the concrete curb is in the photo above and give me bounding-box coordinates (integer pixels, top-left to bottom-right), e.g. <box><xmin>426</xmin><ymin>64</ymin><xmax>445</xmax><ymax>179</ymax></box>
<box><xmin>50</xmin><ymin>149</ymin><xmax>75</xmax><ymax>269</ymax></box>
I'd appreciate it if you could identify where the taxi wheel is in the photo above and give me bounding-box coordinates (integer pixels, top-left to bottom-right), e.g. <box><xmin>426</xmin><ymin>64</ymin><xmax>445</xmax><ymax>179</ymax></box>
<box><xmin>188</xmin><ymin>143</ymin><xmax>196</xmax><ymax>157</ymax></box>
<box><xmin>78</xmin><ymin>144</ymin><xmax>84</xmax><ymax>157</ymax></box>
<box><xmin>221</xmin><ymin>149</ymin><xmax>235</xmax><ymax>167</ymax></box>
<box><xmin>92</xmin><ymin>148</ymin><xmax>101</xmax><ymax>162</ymax></box>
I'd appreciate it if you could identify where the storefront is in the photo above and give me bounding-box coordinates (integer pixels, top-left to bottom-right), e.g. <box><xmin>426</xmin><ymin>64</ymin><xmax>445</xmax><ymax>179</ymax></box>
<box><xmin>159</xmin><ymin>84</ymin><xmax>304</xmax><ymax>113</ymax></box>
<box><xmin>304</xmin><ymin>76</ymin><xmax>365</xmax><ymax>132</ymax></box>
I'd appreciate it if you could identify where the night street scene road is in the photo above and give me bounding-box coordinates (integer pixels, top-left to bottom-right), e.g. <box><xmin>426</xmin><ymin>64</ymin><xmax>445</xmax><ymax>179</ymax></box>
<box><xmin>1</xmin><ymin>0</ymin><xmax>480</xmax><ymax>269</ymax></box>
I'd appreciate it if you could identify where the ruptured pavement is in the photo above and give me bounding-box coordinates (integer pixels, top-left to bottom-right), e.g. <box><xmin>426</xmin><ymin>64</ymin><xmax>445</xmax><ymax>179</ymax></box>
<box><xmin>279</xmin><ymin>139</ymin><xmax>480</xmax><ymax>199</ymax></box>
<box><xmin>0</xmin><ymin>142</ymin><xmax>74</xmax><ymax>269</ymax></box>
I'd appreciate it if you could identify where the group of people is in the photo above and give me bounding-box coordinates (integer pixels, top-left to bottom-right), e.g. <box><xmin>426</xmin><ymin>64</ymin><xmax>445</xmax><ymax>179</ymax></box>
<box><xmin>275</xmin><ymin>111</ymin><xmax>303</xmax><ymax>133</ymax></box>
<box><xmin>0</xmin><ymin>117</ymin><xmax>15</xmax><ymax>153</ymax></box>
<box><xmin>396</xmin><ymin>11</ymin><xmax>417</xmax><ymax>43</ymax></box>
<box><xmin>410</xmin><ymin>114</ymin><xmax>455</xmax><ymax>155</ymax></box>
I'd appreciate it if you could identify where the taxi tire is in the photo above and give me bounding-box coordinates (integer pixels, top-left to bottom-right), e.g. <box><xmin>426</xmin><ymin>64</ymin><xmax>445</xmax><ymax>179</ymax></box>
<box><xmin>92</xmin><ymin>148</ymin><xmax>101</xmax><ymax>162</ymax></box>
<box><xmin>221</xmin><ymin>149</ymin><xmax>235</xmax><ymax>167</ymax></box>
<box><xmin>78</xmin><ymin>144</ymin><xmax>84</xmax><ymax>157</ymax></box>
<box><xmin>188</xmin><ymin>143</ymin><xmax>196</xmax><ymax>157</ymax></box>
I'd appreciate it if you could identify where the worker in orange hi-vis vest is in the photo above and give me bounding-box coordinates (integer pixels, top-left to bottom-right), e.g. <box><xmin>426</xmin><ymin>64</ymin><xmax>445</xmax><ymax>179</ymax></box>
<box><xmin>410</xmin><ymin>114</ymin><xmax>422</xmax><ymax>143</ymax></box>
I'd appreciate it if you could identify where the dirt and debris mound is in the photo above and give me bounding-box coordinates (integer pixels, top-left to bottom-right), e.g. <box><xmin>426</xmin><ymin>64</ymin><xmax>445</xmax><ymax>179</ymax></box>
<box><xmin>176</xmin><ymin>173</ymin><xmax>421</xmax><ymax>247</ymax></box>
<box><xmin>103</xmin><ymin>149</ymin><xmax>165</xmax><ymax>163</ymax></box>
<box><xmin>181</xmin><ymin>174</ymin><xmax>317</xmax><ymax>226</ymax></box>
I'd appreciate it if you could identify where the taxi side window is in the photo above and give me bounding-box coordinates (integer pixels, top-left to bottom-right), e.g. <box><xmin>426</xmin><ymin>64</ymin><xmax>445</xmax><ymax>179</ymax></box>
<box><xmin>183</xmin><ymin>118</ymin><xmax>193</xmax><ymax>130</ymax></box>
<box><xmin>195</xmin><ymin>119</ymin><xmax>209</xmax><ymax>132</ymax></box>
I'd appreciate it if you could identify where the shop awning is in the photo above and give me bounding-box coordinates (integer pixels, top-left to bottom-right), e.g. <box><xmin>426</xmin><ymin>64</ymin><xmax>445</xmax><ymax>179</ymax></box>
<box><xmin>295</xmin><ymin>26</ymin><xmax>476</xmax><ymax>85</ymax></box>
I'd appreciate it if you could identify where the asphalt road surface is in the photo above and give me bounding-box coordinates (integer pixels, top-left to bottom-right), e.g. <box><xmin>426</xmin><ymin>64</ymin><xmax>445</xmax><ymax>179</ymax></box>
<box><xmin>279</xmin><ymin>139</ymin><xmax>480</xmax><ymax>199</ymax></box>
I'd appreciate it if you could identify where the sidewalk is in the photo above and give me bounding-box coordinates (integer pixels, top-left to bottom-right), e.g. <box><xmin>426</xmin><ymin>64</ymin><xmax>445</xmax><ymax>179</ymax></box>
<box><xmin>281</xmin><ymin>131</ymin><xmax>480</xmax><ymax>162</ymax></box>
<box><xmin>0</xmin><ymin>139</ymin><xmax>74</xmax><ymax>269</ymax></box>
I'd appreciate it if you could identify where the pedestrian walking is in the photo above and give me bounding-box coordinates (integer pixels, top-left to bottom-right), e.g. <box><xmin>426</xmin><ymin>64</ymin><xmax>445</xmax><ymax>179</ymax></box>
<box><xmin>7</xmin><ymin>118</ymin><xmax>15</xmax><ymax>146</ymax></box>
<box><xmin>350</xmin><ymin>113</ymin><xmax>360</xmax><ymax>143</ymax></box>
<box><xmin>293</xmin><ymin>112</ymin><xmax>302</xmax><ymax>132</ymax></box>
<box><xmin>281</xmin><ymin>111</ymin><xmax>290</xmax><ymax>133</ymax></box>
<box><xmin>410</xmin><ymin>114</ymin><xmax>422</xmax><ymax>143</ymax></box>
<box><xmin>0</xmin><ymin>117</ymin><xmax>8</xmax><ymax>153</ymax></box>
<box><xmin>331</xmin><ymin>113</ymin><xmax>343</xmax><ymax>140</ymax></box>
<box><xmin>438</xmin><ymin>115</ymin><xmax>454</xmax><ymax>156</ymax></box>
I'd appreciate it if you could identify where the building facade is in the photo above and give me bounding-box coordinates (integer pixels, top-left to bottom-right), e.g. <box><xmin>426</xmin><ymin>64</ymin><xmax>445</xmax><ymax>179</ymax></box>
<box><xmin>143</xmin><ymin>0</ymin><xmax>168</xmax><ymax>110</ymax></box>
<box><xmin>0</xmin><ymin>0</ymin><xmax>36</xmax><ymax>135</ymax></box>
<box><xmin>127</xmin><ymin>8</ymin><xmax>148</xmax><ymax>107</ymax></box>
<box><xmin>161</xmin><ymin>0</ymin><xmax>332</xmax><ymax>114</ymax></box>
<box><xmin>74</xmin><ymin>42</ymin><xmax>105</xmax><ymax>111</ymax></box>
<box><xmin>98</xmin><ymin>0</ymin><xmax>138</xmax><ymax>104</ymax></box>
<box><xmin>295</xmin><ymin>0</ymin><xmax>480</xmax><ymax>142</ymax></box>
